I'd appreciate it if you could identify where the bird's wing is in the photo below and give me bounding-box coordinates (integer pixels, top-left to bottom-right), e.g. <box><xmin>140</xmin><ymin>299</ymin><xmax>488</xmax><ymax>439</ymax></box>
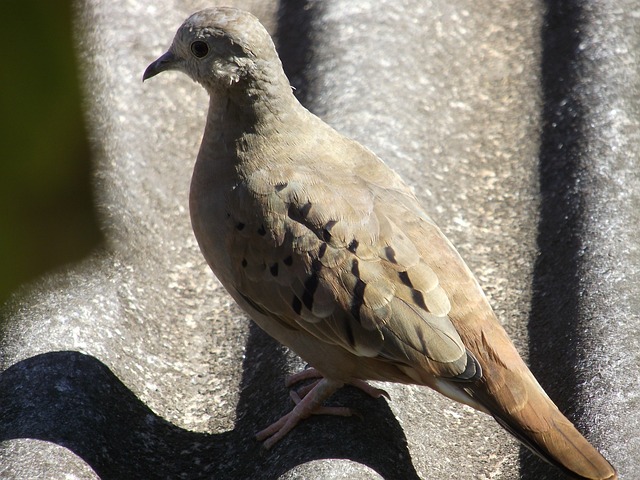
<box><xmin>226</xmin><ymin>146</ymin><xmax>479</xmax><ymax>381</ymax></box>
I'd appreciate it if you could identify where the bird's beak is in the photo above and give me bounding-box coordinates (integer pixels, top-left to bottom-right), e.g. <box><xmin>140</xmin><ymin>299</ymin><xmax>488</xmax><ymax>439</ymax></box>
<box><xmin>143</xmin><ymin>50</ymin><xmax>178</xmax><ymax>82</ymax></box>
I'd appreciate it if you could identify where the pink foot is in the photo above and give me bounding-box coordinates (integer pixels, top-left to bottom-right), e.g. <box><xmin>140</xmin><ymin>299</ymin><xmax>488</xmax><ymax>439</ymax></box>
<box><xmin>255</xmin><ymin>368</ymin><xmax>391</xmax><ymax>449</ymax></box>
<box><xmin>256</xmin><ymin>377</ymin><xmax>345</xmax><ymax>449</ymax></box>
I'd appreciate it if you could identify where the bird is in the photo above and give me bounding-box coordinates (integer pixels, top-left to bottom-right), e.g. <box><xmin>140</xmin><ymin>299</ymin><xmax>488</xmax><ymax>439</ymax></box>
<box><xmin>143</xmin><ymin>7</ymin><xmax>617</xmax><ymax>480</ymax></box>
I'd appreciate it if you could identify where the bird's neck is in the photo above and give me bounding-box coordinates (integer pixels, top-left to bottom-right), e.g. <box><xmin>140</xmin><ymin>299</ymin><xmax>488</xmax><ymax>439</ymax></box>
<box><xmin>200</xmin><ymin>77</ymin><xmax>307</xmax><ymax>171</ymax></box>
<box><xmin>237</xmin><ymin>68</ymin><xmax>302</xmax><ymax>123</ymax></box>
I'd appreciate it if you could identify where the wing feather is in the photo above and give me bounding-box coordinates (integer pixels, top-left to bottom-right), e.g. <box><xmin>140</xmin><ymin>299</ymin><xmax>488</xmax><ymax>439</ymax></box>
<box><xmin>227</xmin><ymin>161</ymin><xmax>476</xmax><ymax>380</ymax></box>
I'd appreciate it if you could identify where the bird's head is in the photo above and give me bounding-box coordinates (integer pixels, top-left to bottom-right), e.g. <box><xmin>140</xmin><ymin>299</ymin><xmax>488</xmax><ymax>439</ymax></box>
<box><xmin>143</xmin><ymin>7</ymin><xmax>281</xmax><ymax>92</ymax></box>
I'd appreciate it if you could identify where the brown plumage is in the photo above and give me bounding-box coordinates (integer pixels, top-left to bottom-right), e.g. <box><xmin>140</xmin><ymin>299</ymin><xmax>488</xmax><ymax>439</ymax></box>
<box><xmin>143</xmin><ymin>7</ymin><xmax>617</xmax><ymax>479</ymax></box>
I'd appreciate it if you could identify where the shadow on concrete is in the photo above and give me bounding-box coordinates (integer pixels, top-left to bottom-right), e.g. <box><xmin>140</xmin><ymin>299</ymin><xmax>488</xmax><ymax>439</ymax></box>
<box><xmin>0</xmin><ymin>333</ymin><xmax>418</xmax><ymax>479</ymax></box>
<box><xmin>524</xmin><ymin>1</ymin><xmax>590</xmax><ymax>478</ymax></box>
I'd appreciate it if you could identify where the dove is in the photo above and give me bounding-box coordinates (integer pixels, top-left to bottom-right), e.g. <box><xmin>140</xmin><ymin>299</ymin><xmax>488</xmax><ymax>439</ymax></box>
<box><xmin>143</xmin><ymin>7</ymin><xmax>617</xmax><ymax>480</ymax></box>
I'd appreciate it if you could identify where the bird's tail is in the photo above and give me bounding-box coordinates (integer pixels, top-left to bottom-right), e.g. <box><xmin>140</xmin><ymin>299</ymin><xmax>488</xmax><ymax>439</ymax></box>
<box><xmin>462</xmin><ymin>356</ymin><xmax>617</xmax><ymax>480</ymax></box>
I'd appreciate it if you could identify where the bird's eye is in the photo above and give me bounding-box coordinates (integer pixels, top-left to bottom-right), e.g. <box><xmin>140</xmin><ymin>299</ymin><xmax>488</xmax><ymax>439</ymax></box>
<box><xmin>190</xmin><ymin>41</ymin><xmax>209</xmax><ymax>58</ymax></box>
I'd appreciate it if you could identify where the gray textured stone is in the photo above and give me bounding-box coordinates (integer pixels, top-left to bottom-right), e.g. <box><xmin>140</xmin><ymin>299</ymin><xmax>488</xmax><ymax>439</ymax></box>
<box><xmin>1</xmin><ymin>0</ymin><xmax>637</xmax><ymax>479</ymax></box>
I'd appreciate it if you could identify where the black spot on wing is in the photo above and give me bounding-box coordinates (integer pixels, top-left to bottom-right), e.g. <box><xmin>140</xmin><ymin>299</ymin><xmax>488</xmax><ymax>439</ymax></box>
<box><xmin>302</xmin><ymin>273</ymin><xmax>319</xmax><ymax>310</ymax></box>
<box><xmin>347</xmin><ymin>239</ymin><xmax>359</xmax><ymax>253</ymax></box>
<box><xmin>322</xmin><ymin>220</ymin><xmax>337</xmax><ymax>242</ymax></box>
<box><xmin>398</xmin><ymin>270</ymin><xmax>413</xmax><ymax>288</ymax></box>
<box><xmin>351</xmin><ymin>279</ymin><xmax>366</xmax><ymax>322</ymax></box>
<box><xmin>257</xmin><ymin>224</ymin><xmax>266</xmax><ymax>236</ymax></box>
<box><xmin>236</xmin><ymin>222</ymin><xmax>246</xmax><ymax>231</ymax></box>
<box><xmin>351</xmin><ymin>258</ymin><xmax>360</xmax><ymax>277</ymax></box>
<box><xmin>412</xmin><ymin>290</ymin><xmax>429</xmax><ymax>311</ymax></box>
<box><xmin>269</xmin><ymin>263</ymin><xmax>279</xmax><ymax>276</ymax></box>
<box><xmin>275</xmin><ymin>182</ymin><xmax>288</xmax><ymax>192</ymax></box>
<box><xmin>299</xmin><ymin>258</ymin><xmax>324</xmax><ymax>311</ymax></box>
<box><xmin>400</xmin><ymin>270</ymin><xmax>429</xmax><ymax>312</ymax></box>
<box><xmin>384</xmin><ymin>246</ymin><xmax>397</xmax><ymax>263</ymax></box>
<box><xmin>241</xmin><ymin>258</ymin><xmax>248</xmax><ymax>268</ymax></box>
<box><xmin>283</xmin><ymin>255</ymin><xmax>293</xmax><ymax>266</ymax></box>
<box><xmin>350</xmin><ymin>259</ymin><xmax>365</xmax><ymax>323</ymax></box>
<box><xmin>311</xmin><ymin>259</ymin><xmax>323</xmax><ymax>273</ymax></box>
<box><xmin>287</xmin><ymin>202</ymin><xmax>312</xmax><ymax>223</ymax></box>
<box><xmin>292</xmin><ymin>295</ymin><xmax>302</xmax><ymax>315</ymax></box>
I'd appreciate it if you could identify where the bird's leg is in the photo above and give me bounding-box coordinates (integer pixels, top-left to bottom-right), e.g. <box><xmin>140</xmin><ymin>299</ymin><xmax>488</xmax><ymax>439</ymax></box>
<box><xmin>284</xmin><ymin>366</ymin><xmax>324</xmax><ymax>387</ymax></box>
<box><xmin>289</xmin><ymin>389</ymin><xmax>352</xmax><ymax>417</ymax></box>
<box><xmin>286</xmin><ymin>367</ymin><xmax>390</xmax><ymax>400</ymax></box>
<box><xmin>290</xmin><ymin>379</ymin><xmax>320</xmax><ymax>400</ymax></box>
<box><xmin>256</xmin><ymin>377</ymin><xmax>346</xmax><ymax>449</ymax></box>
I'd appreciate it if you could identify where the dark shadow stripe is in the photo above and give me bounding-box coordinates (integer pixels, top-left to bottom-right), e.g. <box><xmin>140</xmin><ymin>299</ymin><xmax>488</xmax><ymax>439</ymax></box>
<box><xmin>275</xmin><ymin>0</ymin><xmax>326</xmax><ymax>111</ymax></box>
<box><xmin>523</xmin><ymin>1</ymin><xmax>589</xmax><ymax>478</ymax></box>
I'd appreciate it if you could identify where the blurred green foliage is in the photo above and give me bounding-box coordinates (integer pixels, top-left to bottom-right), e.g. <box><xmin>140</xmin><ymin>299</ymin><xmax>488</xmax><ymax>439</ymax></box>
<box><xmin>0</xmin><ymin>1</ymin><xmax>102</xmax><ymax>305</ymax></box>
